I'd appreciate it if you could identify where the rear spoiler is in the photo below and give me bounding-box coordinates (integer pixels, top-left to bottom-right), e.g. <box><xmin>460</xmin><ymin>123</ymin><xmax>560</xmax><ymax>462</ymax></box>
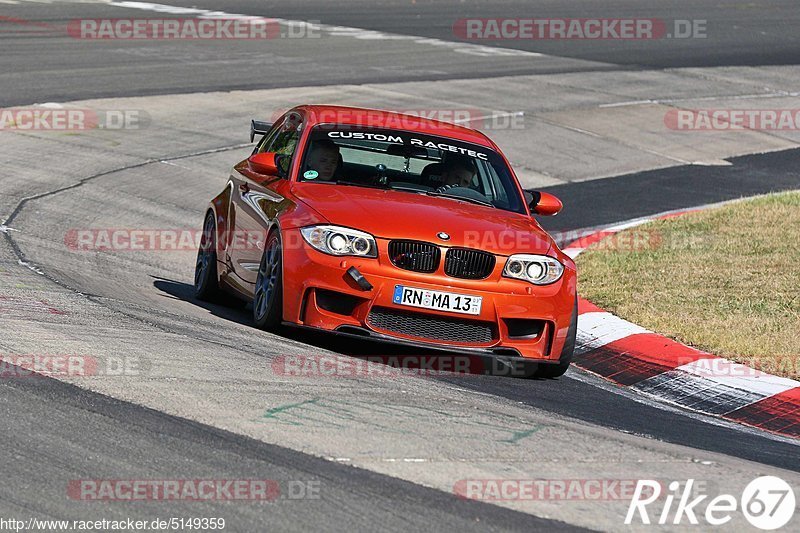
<box><xmin>250</xmin><ymin>120</ymin><xmax>273</xmax><ymax>143</ymax></box>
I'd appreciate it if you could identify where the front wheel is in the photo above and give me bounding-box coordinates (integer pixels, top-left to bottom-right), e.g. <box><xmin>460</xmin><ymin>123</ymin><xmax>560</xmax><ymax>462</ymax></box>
<box><xmin>194</xmin><ymin>212</ymin><xmax>222</xmax><ymax>301</ymax></box>
<box><xmin>253</xmin><ymin>231</ymin><xmax>283</xmax><ymax>331</ymax></box>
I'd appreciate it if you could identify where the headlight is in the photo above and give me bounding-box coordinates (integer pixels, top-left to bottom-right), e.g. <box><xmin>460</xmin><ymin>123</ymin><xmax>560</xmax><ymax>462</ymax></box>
<box><xmin>503</xmin><ymin>254</ymin><xmax>563</xmax><ymax>285</ymax></box>
<box><xmin>300</xmin><ymin>225</ymin><xmax>377</xmax><ymax>257</ymax></box>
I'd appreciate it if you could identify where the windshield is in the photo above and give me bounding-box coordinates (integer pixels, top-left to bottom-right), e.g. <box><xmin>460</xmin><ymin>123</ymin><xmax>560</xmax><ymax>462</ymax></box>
<box><xmin>298</xmin><ymin>125</ymin><xmax>526</xmax><ymax>214</ymax></box>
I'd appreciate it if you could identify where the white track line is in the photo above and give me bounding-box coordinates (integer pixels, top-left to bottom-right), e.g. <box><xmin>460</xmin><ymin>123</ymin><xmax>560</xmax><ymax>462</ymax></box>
<box><xmin>575</xmin><ymin>312</ymin><xmax>650</xmax><ymax>355</ymax></box>
<box><xmin>109</xmin><ymin>1</ymin><xmax>542</xmax><ymax>58</ymax></box>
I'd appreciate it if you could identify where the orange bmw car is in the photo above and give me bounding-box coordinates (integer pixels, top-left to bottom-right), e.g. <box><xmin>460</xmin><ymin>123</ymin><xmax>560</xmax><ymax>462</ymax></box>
<box><xmin>194</xmin><ymin>105</ymin><xmax>577</xmax><ymax>377</ymax></box>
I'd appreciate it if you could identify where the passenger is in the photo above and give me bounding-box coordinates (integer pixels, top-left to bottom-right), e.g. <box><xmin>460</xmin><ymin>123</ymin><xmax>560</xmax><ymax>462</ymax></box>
<box><xmin>305</xmin><ymin>140</ymin><xmax>340</xmax><ymax>181</ymax></box>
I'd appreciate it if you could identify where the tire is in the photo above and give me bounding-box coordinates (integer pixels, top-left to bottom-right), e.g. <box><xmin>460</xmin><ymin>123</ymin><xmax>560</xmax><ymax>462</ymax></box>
<box><xmin>533</xmin><ymin>296</ymin><xmax>577</xmax><ymax>379</ymax></box>
<box><xmin>194</xmin><ymin>212</ymin><xmax>223</xmax><ymax>301</ymax></box>
<box><xmin>253</xmin><ymin>231</ymin><xmax>283</xmax><ymax>331</ymax></box>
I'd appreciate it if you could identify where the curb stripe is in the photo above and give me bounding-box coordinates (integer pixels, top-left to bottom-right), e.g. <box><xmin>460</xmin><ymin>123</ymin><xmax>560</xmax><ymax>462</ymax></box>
<box><xmin>574</xmin><ymin>333</ymin><xmax>710</xmax><ymax>386</ymax></box>
<box><xmin>568</xmin><ymin>207</ymin><xmax>800</xmax><ymax>439</ymax></box>
<box><xmin>574</xmin><ymin>345</ymin><xmax>678</xmax><ymax>386</ymax></box>
<box><xmin>676</xmin><ymin>358</ymin><xmax>798</xmax><ymax>398</ymax></box>
<box><xmin>577</xmin><ymin>298</ymin><xmax>605</xmax><ymax>315</ymax></box>
<box><xmin>632</xmin><ymin>371</ymin><xmax>767</xmax><ymax>415</ymax></box>
<box><xmin>575</xmin><ymin>312</ymin><xmax>650</xmax><ymax>354</ymax></box>
<box><xmin>724</xmin><ymin>388</ymin><xmax>800</xmax><ymax>438</ymax></box>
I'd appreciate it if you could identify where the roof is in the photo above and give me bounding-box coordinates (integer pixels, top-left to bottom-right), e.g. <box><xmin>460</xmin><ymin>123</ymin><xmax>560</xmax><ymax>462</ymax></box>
<box><xmin>297</xmin><ymin>105</ymin><xmax>498</xmax><ymax>149</ymax></box>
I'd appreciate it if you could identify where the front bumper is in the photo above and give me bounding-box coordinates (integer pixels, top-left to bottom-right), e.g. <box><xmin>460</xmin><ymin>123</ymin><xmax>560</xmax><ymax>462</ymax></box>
<box><xmin>281</xmin><ymin>229</ymin><xmax>577</xmax><ymax>360</ymax></box>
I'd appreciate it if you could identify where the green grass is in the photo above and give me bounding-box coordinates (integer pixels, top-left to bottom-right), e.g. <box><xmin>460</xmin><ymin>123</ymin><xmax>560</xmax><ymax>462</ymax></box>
<box><xmin>576</xmin><ymin>191</ymin><xmax>800</xmax><ymax>379</ymax></box>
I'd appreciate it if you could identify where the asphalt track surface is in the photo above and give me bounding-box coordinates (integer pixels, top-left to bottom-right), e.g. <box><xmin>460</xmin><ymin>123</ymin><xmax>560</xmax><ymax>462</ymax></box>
<box><xmin>0</xmin><ymin>373</ymin><xmax>580</xmax><ymax>532</ymax></box>
<box><xmin>1</xmin><ymin>1</ymin><xmax>800</xmax><ymax>532</ymax></box>
<box><xmin>172</xmin><ymin>0</ymin><xmax>800</xmax><ymax>67</ymax></box>
<box><xmin>2</xmin><ymin>0</ymin><xmax>800</xmax><ymax>105</ymax></box>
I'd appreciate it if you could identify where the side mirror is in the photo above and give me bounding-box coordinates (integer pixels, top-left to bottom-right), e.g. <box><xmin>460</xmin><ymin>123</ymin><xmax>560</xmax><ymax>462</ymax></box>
<box><xmin>247</xmin><ymin>152</ymin><xmax>286</xmax><ymax>177</ymax></box>
<box><xmin>526</xmin><ymin>191</ymin><xmax>562</xmax><ymax>216</ymax></box>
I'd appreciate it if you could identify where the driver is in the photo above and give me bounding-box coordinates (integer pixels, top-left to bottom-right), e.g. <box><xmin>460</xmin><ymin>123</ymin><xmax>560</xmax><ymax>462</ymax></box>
<box><xmin>438</xmin><ymin>155</ymin><xmax>476</xmax><ymax>190</ymax></box>
<box><xmin>305</xmin><ymin>140</ymin><xmax>340</xmax><ymax>181</ymax></box>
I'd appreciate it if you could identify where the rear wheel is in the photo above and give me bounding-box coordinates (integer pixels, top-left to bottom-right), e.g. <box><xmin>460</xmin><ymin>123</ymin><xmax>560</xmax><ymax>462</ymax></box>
<box><xmin>253</xmin><ymin>231</ymin><xmax>283</xmax><ymax>331</ymax></box>
<box><xmin>533</xmin><ymin>296</ymin><xmax>577</xmax><ymax>379</ymax></box>
<box><xmin>194</xmin><ymin>212</ymin><xmax>223</xmax><ymax>301</ymax></box>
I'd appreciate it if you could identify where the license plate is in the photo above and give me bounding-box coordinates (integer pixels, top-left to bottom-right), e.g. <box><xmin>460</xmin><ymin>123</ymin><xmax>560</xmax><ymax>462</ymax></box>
<box><xmin>392</xmin><ymin>285</ymin><xmax>482</xmax><ymax>315</ymax></box>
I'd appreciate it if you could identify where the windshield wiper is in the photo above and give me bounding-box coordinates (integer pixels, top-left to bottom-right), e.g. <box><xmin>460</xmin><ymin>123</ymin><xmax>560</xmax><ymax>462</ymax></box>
<box><xmin>389</xmin><ymin>185</ymin><xmax>428</xmax><ymax>194</ymax></box>
<box><xmin>327</xmin><ymin>181</ymin><xmax>428</xmax><ymax>194</ymax></box>
<box><xmin>426</xmin><ymin>191</ymin><xmax>496</xmax><ymax>208</ymax></box>
<box><xmin>330</xmin><ymin>179</ymin><xmax>388</xmax><ymax>189</ymax></box>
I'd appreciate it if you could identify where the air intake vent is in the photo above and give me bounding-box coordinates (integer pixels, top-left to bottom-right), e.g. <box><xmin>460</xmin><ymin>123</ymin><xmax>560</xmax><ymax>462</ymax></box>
<box><xmin>368</xmin><ymin>307</ymin><xmax>494</xmax><ymax>344</ymax></box>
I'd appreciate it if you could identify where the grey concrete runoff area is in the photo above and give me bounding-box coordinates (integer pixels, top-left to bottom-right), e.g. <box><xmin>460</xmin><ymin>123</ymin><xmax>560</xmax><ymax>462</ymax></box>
<box><xmin>1</xmin><ymin>1</ymin><xmax>799</xmax><ymax>532</ymax></box>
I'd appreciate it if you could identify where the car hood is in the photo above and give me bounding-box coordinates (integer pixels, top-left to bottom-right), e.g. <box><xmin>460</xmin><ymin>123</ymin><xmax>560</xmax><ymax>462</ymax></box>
<box><xmin>291</xmin><ymin>183</ymin><xmax>552</xmax><ymax>256</ymax></box>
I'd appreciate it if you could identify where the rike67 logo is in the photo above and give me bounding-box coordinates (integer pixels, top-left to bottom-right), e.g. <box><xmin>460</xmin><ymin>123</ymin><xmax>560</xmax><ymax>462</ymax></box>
<box><xmin>626</xmin><ymin>476</ymin><xmax>796</xmax><ymax>530</ymax></box>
